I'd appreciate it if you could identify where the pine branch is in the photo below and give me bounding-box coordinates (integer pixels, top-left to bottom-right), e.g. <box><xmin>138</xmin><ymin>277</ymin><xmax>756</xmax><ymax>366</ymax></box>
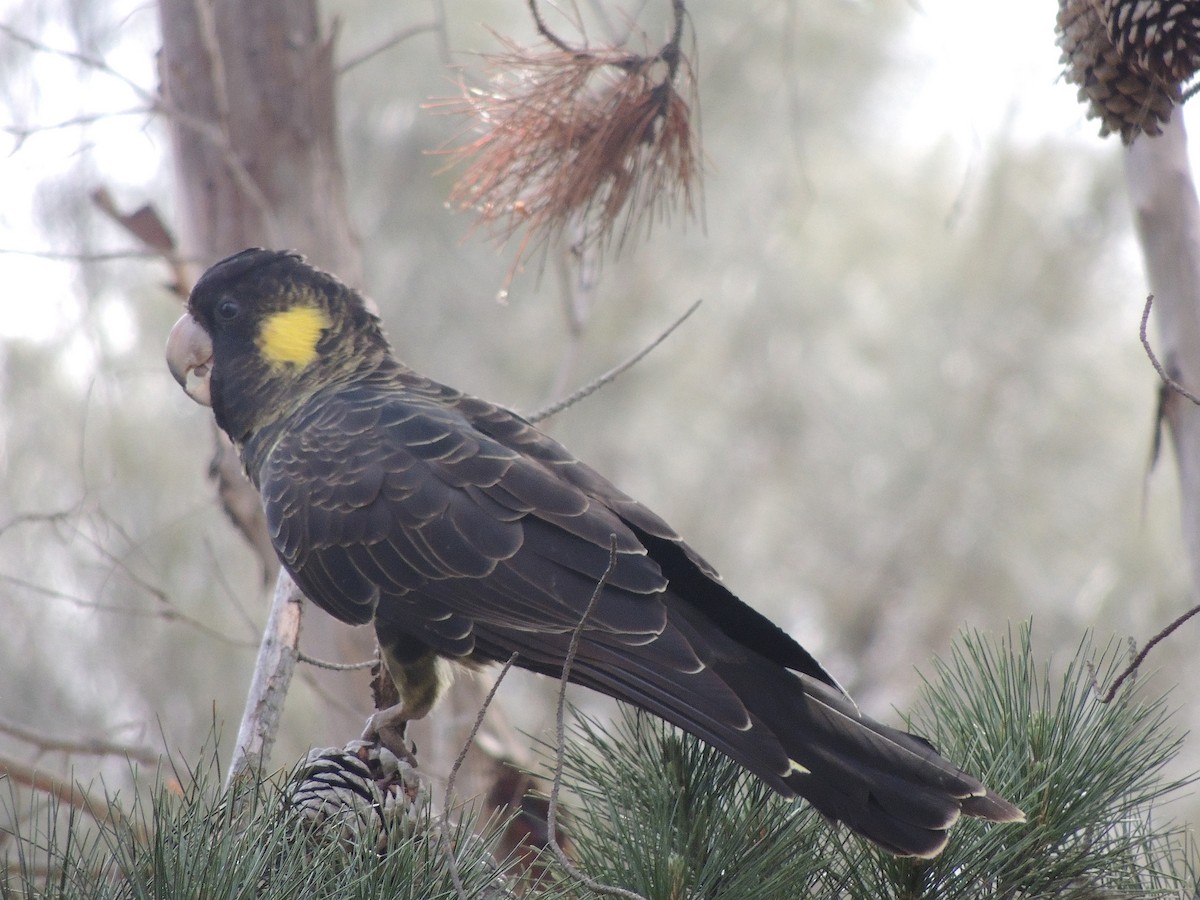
<box><xmin>2</xmin><ymin>745</ymin><xmax>518</xmax><ymax>899</ymax></box>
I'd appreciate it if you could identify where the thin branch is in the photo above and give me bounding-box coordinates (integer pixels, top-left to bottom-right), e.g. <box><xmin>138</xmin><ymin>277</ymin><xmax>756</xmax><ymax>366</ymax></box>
<box><xmin>527</xmin><ymin>298</ymin><xmax>701</xmax><ymax>423</ymax></box>
<box><xmin>3</xmin><ymin>106</ymin><xmax>151</xmax><ymax>140</ymax></box>
<box><xmin>438</xmin><ymin>652</ymin><xmax>520</xmax><ymax>900</ymax></box>
<box><xmin>0</xmin><ymin>23</ymin><xmax>152</xmax><ymax>102</ymax></box>
<box><xmin>544</xmin><ymin>221</ymin><xmax>599</xmax><ymax>405</ymax></box>
<box><xmin>545</xmin><ymin>537</ymin><xmax>647</xmax><ymax>900</ymax></box>
<box><xmin>295</xmin><ymin>652</ymin><xmax>376</xmax><ymax>672</ymax></box>
<box><xmin>1097</xmin><ymin>602</ymin><xmax>1200</xmax><ymax>703</ymax></box>
<box><xmin>527</xmin><ymin>0</ymin><xmax>578</xmax><ymax>54</ymax></box>
<box><xmin>148</xmin><ymin>97</ymin><xmax>282</xmax><ymax>245</ymax></box>
<box><xmin>431</xmin><ymin>0</ymin><xmax>450</xmax><ymax>65</ymax></box>
<box><xmin>0</xmin><ymin>573</ymin><xmax>256</xmax><ymax>647</ymax></box>
<box><xmin>661</xmin><ymin>0</ymin><xmax>687</xmax><ymax>80</ymax></box>
<box><xmin>0</xmin><ymin>247</ymin><xmax>167</xmax><ymax>262</ymax></box>
<box><xmin>0</xmin><ymin>754</ymin><xmax>138</xmax><ymax>836</ymax></box>
<box><xmin>442</xmin><ymin>653</ymin><xmax>519</xmax><ymax>813</ymax></box>
<box><xmin>224</xmin><ymin>570</ymin><xmax>304</xmax><ymax>792</ymax></box>
<box><xmin>203</xmin><ymin>536</ymin><xmax>262</xmax><ymax>636</ymax></box>
<box><xmin>192</xmin><ymin>0</ymin><xmax>231</xmax><ymax>134</ymax></box>
<box><xmin>0</xmin><ymin>507</ymin><xmax>82</xmax><ymax>536</ymax></box>
<box><xmin>0</xmin><ymin>716</ymin><xmax>161</xmax><ymax>768</ymax></box>
<box><xmin>1139</xmin><ymin>293</ymin><xmax>1200</xmax><ymax>406</ymax></box>
<box><xmin>337</xmin><ymin>22</ymin><xmax>439</xmax><ymax>75</ymax></box>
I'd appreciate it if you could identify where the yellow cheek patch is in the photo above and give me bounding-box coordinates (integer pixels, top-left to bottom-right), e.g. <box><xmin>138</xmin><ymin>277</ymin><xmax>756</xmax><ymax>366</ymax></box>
<box><xmin>257</xmin><ymin>305</ymin><xmax>331</xmax><ymax>370</ymax></box>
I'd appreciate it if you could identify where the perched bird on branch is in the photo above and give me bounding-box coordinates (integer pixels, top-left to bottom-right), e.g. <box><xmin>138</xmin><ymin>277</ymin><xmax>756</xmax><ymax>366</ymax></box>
<box><xmin>167</xmin><ymin>248</ymin><xmax>1023</xmax><ymax>857</ymax></box>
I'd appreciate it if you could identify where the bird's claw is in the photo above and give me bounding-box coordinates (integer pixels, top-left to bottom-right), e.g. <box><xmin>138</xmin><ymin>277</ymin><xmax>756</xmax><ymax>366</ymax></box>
<box><xmin>362</xmin><ymin>703</ymin><xmax>418</xmax><ymax>768</ymax></box>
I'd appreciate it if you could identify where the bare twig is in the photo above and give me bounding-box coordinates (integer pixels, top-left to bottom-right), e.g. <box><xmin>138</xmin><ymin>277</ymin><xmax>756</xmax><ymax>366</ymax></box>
<box><xmin>1097</xmin><ymin>602</ymin><xmax>1200</xmax><ymax>703</ymax></box>
<box><xmin>527</xmin><ymin>298</ymin><xmax>701</xmax><ymax>423</ymax></box>
<box><xmin>545</xmin><ymin>537</ymin><xmax>647</xmax><ymax>900</ymax></box>
<box><xmin>192</xmin><ymin>0</ymin><xmax>231</xmax><ymax>133</ymax></box>
<box><xmin>660</xmin><ymin>0</ymin><xmax>687</xmax><ymax>80</ymax></box>
<box><xmin>0</xmin><ymin>247</ymin><xmax>166</xmax><ymax>263</ymax></box>
<box><xmin>431</xmin><ymin>0</ymin><xmax>450</xmax><ymax>64</ymax></box>
<box><xmin>1139</xmin><ymin>294</ymin><xmax>1200</xmax><ymax>406</ymax></box>
<box><xmin>0</xmin><ymin>754</ymin><xmax>139</xmax><ymax>836</ymax></box>
<box><xmin>295</xmin><ymin>652</ymin><xmax>376</xmax><ymax>672</ymax></box>
<box><xmin>0</xmin><ymin>28</ymin><xmax>270</xmax><ymax>258</ymax></box>
<box><xmin>0</xmin><ymin>23</ymin><xmax>150</xmax><ymax>101</ymax></box>
<box><xmin>0</xmin><ymin>716</ymin><xmax>161</xmax><ymax>767</ymax></box>
<box><xmin>0</xmin><ymin>572</ymin><xmax>256</xmax><ymax>647</ymax></box>
<box><xmin>224</xmin><ymin>570</ymin><xmax>305</xmax><ymax>792</ymax></box>
<box><xmin>337</xmin><ymin>22</ymin><xmax>440</xmax><ymax>74</ymax></box>
<box><xmin>437</xmin><ymin>653</ymin><xmax>520</xmax><ymax>900</ymax></box>
<box><xmin>442</xmin><ymin>653</ymin><xmax>519</xmax><ymax>813</ymax></box>
<box><xmin>544</xmin><ymin>220</ymin><xmax>600</xmax><ymax>404</ymax></box>
<box><xmin>3</xmin><ymin>106</ymin><xmax>151</xmax><ymax>139</ymax></box>
<box><xmin>527</xmin><ymin>0</ymin><xmax>579</xmax><ymax>54</ymax></box>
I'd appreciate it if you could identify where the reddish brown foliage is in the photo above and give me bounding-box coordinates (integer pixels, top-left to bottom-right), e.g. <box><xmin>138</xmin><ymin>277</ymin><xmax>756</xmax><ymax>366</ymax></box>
<box><xmin>438</xmin><ymin>32</ymin><xmax>700</xmax><ymax>270</ymax></box>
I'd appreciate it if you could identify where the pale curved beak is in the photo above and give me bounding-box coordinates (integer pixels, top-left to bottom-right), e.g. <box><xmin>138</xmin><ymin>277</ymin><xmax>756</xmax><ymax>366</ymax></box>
<box><xmin>166</xmin><ymin>313</ymin><xmax>214</xmax><ymax>407</ymax></box>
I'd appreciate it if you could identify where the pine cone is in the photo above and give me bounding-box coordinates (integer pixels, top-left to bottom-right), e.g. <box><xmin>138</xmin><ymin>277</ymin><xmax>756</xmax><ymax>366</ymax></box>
<box><xmin>290</xmin><ymin>740</ymin><xmax>425</xmax><ymax>848</ymax></box>
<box><xmin>1058</xmin><ymin>0</ymin><xmax>1181</xmax><ymax>143</ymax></box>
<box><xmin>1105</xmin><ymin>0</ymin><xmax>1200</xmax><ymax>83</ymax></box>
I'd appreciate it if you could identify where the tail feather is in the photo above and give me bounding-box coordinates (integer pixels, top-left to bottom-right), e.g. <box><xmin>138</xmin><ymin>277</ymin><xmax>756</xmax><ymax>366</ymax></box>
<box><xmin>572</xmin><ymin>633</ymin><xmax>1024</xmax><ymax>856</ymax></box>
<box><xmin>653</xmin><ymin>607</ymin><xmax>1023</xmax><ymax>854</ymax></box>
<box><xmin>740</xmin><ymin>666</ymin><xmax>1024</xmax><ymax>856</ymax></box>
<box><xmin>478</xmin><ymin>595</ymin><xmax>1024</xmax><ymax>856</ymax></box>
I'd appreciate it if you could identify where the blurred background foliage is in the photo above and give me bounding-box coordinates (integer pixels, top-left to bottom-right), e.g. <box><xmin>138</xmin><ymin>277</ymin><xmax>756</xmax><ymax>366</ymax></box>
<box><xmin>1</xmin><ymin>0</ymin><xmax>1196</xmax><ymax>846</ymax></box>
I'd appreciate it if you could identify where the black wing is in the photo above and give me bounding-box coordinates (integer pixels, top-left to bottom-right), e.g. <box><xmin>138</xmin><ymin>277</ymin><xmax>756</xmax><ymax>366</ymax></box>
<box><xmin>257</xmin><ymin>373</ymin><xmax>1021</xmax><ymax>857</ymax></box>
<box><xmin>259</xmin><ymin>371</ymin><xmax>835</xmax><ymax>679</ymax></box>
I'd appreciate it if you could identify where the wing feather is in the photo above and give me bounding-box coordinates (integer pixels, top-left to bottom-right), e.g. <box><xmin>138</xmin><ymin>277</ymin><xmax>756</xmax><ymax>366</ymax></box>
<box><xmin>260</xmin><ymin>382</ymin><xmax>672</xmax><ymax>647</ymax></box>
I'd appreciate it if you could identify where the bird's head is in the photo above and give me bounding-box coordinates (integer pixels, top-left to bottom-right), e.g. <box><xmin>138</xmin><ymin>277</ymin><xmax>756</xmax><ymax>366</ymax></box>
<box><xmin>166</xmin><ymin>248</ymin><xmax>390</xmax><ymax>444</ymax></box>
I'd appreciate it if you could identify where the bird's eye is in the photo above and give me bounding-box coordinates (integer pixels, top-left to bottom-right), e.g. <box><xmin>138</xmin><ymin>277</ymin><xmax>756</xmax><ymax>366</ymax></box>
<box><xmin>217</xmin><ymin>298</ymin><xmax>240</xmax><ymax>321</ymax></box>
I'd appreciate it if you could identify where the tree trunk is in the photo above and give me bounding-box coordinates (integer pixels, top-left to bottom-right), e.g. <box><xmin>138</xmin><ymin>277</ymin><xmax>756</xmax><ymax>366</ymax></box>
<box><xmin>158</xmin><ymin>0</ymin><xmax>359</xmax><ymax>278</ymax></box>
<box><xmin>157</xmin><ymin>0</ymin><xmax>373</xmax><ymax>754</ymax></box>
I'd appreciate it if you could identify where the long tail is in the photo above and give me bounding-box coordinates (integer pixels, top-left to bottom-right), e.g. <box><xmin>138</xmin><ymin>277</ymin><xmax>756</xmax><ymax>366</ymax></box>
<box><xmin>539</xmin><ymin>609</ymin><xmax>1025</xmax><ymax>858</ymax></box>
<box><xmin>721</xmin><ymin>655</ymin><xmax>1024</xmax><ymax>857</ymax></box>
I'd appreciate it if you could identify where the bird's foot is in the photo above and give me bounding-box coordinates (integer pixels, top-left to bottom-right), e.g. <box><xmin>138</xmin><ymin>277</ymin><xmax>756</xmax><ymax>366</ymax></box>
<box><xmin>362</xmin><ymin>703</ymin><xmax>418</xmax><ymax>768</ymax></box>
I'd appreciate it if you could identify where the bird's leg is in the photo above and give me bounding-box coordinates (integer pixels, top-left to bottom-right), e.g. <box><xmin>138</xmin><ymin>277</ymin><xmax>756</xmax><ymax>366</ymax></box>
<box><xmin>362</xmin><ymin>703</ymin><xmax>419</xmax><ymax>767</ymax></box>
<box><xmin>365</xmin><ymin>638</ymin><xmax>445</xmax><ymax>768</ymax></box>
